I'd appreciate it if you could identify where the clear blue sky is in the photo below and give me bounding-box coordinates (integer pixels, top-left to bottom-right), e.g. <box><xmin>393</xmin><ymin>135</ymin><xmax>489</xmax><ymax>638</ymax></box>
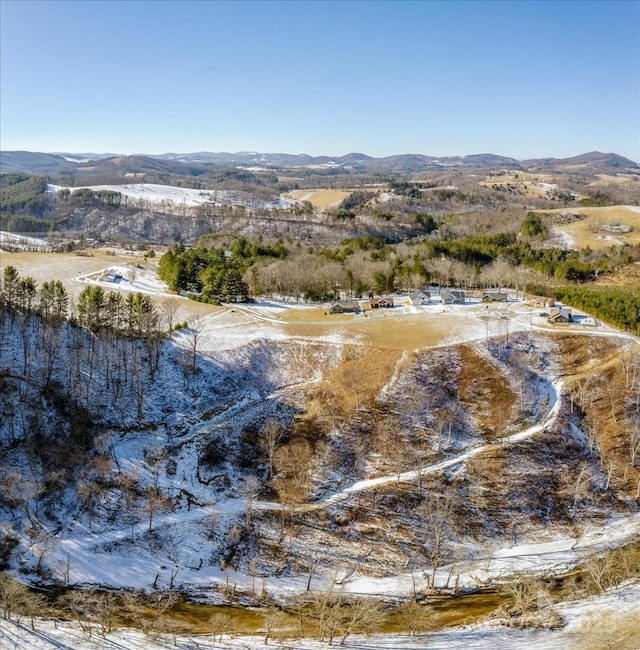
<box><xmin>1</xmin><ymin>0</ymin><xmax>638</xmax><ymax>161</ymax></box>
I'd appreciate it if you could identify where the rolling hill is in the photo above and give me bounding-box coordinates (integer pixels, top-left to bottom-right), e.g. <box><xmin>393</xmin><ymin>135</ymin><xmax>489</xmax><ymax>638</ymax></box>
<box><xmin>2</xmin><ymin>149</ymin><xmax>637</xmax><ymax>176</ymax></box>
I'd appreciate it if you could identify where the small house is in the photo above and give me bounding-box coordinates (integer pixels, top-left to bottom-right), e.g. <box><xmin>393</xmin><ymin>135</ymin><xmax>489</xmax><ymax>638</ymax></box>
<box><xmin>409</xmin><ymin>290</ymin><xmax>430</xmax><ymax>306</ymax></box>
<box><xmin>439</xmin><ymin>289</ymin><xmax>465</xmax><ymax>304</ymax></box>
<box><xmin>482</xmin><ymin>291</ymin><xmax>508</xmax><ymax>303</ymax></box>
<box><xmin>548</xmin><ymin>307</ymin><xmax>573</xmax><ymax>324</ymax></box>
<box><xmin>369</xmin><ymin>296</ymin><xmax>394</xmax><ymax>309</ymax></box>
<box><xmin>530</xmin><ymin>295</ymin><xmax>555</xmax><ymax>308</ymax></box>
<box><xmin>329</xmin><ymin>300</ymin><xmax>361</xmax><ymax>314</ymax></box>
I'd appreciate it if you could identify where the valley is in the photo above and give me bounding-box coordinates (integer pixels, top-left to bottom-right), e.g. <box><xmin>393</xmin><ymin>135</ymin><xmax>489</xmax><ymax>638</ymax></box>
<box><xmin>1</xmin><ymin>150</ymin><xmax>639</xmax><ymax>648</ymax></box>
<box><xmin>2</xmin><ymin>0</ymin><xmax>639</xmax><ymax>644</ymax></box>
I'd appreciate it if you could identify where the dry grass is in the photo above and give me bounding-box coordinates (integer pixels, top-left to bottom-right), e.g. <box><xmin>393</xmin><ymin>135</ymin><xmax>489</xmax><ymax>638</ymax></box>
<box><xmin>495</xmin><ymin>172</ymin><xmax>555</xmax><ymax>182</ymax></box>
<box><xmin>0</xmin><ymin>251</ymin><xmax>471</xmax><ymax>348</ymax></box>
<box><xmin>1</xmin><ymin>248</ymin><xmax>142</xmax><ymax>281</ymax></box>
<box><xmin>281</xmin><ymin>309</ymin><xmax>456</xmax><ymax>350</ymax></box>
<box><xmin>595</xmin><ymin>173</ymin><xmax>640</xmax><ymax>185</ymax></box>
<box><xmin>562</xmin><ymin>163</ymin><xmax>591</xmax><ymax>171</ymax></box>
<box><xmin>543</xmin><ymin>205</ymin><xmax>640</xmax><ymax>250</ymax></box>
<box><xmin>567</xmin><ymin>606</ymin><xmax>640</xmax><ymax>650</ymax></box>
<box><xmin>595</xmin><ymin>262</ymin><xmax>640</xmax><ymax>287</ymax></box>
<box><xmin>457</xmin><ymin>344</ymin><xmax>517</xmax><ymax>441</ymax></box>
<box><xmin>480</xmin><ymin>173</ymin><xmax>557</xmax><ymax>199</ymax></box>
<box><xmin>0</xmin><ymin>249</ymin><xmax>150</xmax><ymax>300</ymax></box>
<box><xmin>280</xmin><ymin>306</ymin><xmax>342</xmax><ymax>323</ymax></box>
<box><xmin>284</xmin><ymin>188</ymin><xmax>352</xmax><ymax>210</ymax></box>
<box><xmin>552</xmin><ymin>333</ymin><xmax>622</xmax><ymax>378</ymax></box>
<box><xmin>0</xmin><ymin>248</ymin><xmax>213</xmax><ymax>323</ymax></box>
<box><xmin>353</xmin><ymin>312</ymin><xmax>455</xmax><ymax>349</ymax></box>
<box><xmin>553</xmin><ymin>333</ymin><xmax>640</xmax><ymax>498</ymax></box>
<box><xmin>302</xmin><ymin>344</ymin><xmax>405</xmax><ymax>418</ymax></box>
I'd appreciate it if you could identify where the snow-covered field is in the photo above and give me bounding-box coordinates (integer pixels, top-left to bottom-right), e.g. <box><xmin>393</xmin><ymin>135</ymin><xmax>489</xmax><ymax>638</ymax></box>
<box><xmin>0</xmin><ymin>230</ymin><xmax>51</xmax><ymax>250</ymax></box>
<box><xmin>47</xmin><ymin>184</ymin><xmax>293</xmax><ymax>210</ymax></box>
<box><xmin>76</xmin><ymin>264</ymin><xmax>169</xmax><ymax>296</ymax></box>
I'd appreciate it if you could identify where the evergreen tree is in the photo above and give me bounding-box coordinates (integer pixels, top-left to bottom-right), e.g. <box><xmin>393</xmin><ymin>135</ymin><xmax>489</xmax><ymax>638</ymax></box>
<box><xmin>77</xmin><ymin>286</ymin><xmax>106</xmax><ymax>331</ymax></box>
<box><xmin>1</xmin><ymin>266</ymin><xmax>20</xmax><ymax>307</ymax></box>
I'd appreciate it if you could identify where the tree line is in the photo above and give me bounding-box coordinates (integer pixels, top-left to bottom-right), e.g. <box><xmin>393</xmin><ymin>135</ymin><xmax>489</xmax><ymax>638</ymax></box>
<box><xmin>0</xmin><ymin>174</ymin><xmax>49</xmax><ymax>216</ymax></box>
<box><xmin>56</xmin><ymin>187</ymin><xmax>123</xmax><ymax>206</ymax></box>
<box><xmin>157</xmin><ymin>237</ymin><xmax>288</xmax><ymax>304</ymax></box>
<box><xmin>1</xmin><ymin>265</ymin><xmax>168</xmax><ymax>340</ymax></box>
<box><xmin>154</xmin><ymin>230</ymin><xmax>640</xmax><ymax>319</ymax></box>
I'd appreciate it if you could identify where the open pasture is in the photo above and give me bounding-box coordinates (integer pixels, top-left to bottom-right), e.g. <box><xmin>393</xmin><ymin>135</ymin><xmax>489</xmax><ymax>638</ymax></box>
<box><xmin>545</xmin><ymin>205</ymin><xmax>640</xmax><ymax>250</ymax></box>
<box><xmin>285</xmin><ymin>188</ymin><xmax>353</xmax><ymax>210</ymax></box>
<box><xmin>480</xmin><ymin>172</ymin><xmax>562</xmax><ymax>199</ymax></box>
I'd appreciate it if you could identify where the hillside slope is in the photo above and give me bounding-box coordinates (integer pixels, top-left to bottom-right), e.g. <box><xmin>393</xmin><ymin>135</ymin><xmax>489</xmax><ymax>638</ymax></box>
<box><xmin>1</xmin><ymin>298</ymin><xmax>638</xmax><ymax>603</ymax></box>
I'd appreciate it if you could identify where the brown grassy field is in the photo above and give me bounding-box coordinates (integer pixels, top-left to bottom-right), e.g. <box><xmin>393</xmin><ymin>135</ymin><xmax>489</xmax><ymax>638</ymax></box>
<box><xmin>0</xmin><ymin>249</ymin><xmax>147</xmax><ymax>297</ymax></box>
<box><xmin>1</xmin><ymin>250</ymin><xmax>469</xmax><ymax>351</ymax></box>
<box><xmin>284</xmin><ymin>188</ymin><xmax>353</xmax><ymax>210</ymax></box>
<box><xmin>480</xmin><ymin>172</ymin><xmax>558</xmax><ymax>199</ymax></box>
<box><xmin>595</xmin><ymin>262</ymin><xmax>640</xmax><ymax>286</ymax></box>
<box><xmin>0</xmin><ymin>248</ymin><xmax>213</xmax><ymax>322</ymax></box>
<box><xmin>594</xmin><ymin>173</ymin><xmax>640</xmax><ymax>185</ymax></box>
<box><xmin>554</xmin><ymin>332</ymin><xmax>640</xmax><ymax>499</ymax></box>
<box><xmin>545</xmin><ymin>205</ymin><xmax>640</xmax><ymax>250</ymax></box>
<box><xmin>281</xmin><ymin>310</ymin><xmax>456</xmax><ymax>350</ymax></box>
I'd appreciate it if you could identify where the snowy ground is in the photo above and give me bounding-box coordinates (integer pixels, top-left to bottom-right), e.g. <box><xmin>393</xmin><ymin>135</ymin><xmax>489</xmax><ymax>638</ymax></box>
<box><xmin>13</xmin><ymin>291</ymin><xmax>639</xmax><ymax>599</ymax></box>
<box><xmin>28</xmin><ymin>375</ymin><xmax>640</xmax><ymax>600</ymax></box>
<box><xmin>2</xmin><ymin>276</ymin><xmax>639</xmax><ymax>645</ymax></box>
<box><xmin>0</xmin><ymin>230</ymin><xmax>51</xmax><ymax>250</ymax></box>
<box><xmin>47</xmin><ymin>184</ymin><xmax>292</xmax><ymax>210</ymax></box>
<box><xmin>549</xmin><ymin>227</ymin><xmax>576</xmax><ymax>249</ymax></box>
<box><xmin>1</xmin><ymin>581</ymin><xmax>639</xmax><ymax>649</ymax></box>
<box><xmin>75</xmin><ymin>264</ymin><xmax>170</xmax><ymax>296</ymax></box>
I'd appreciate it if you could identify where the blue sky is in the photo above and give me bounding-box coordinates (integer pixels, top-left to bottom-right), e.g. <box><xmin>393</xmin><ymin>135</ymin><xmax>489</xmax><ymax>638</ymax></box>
<box><xmin>1</xmin><ymin>0</ymin><xmax>638</xmax><ymax>160</ymax></box>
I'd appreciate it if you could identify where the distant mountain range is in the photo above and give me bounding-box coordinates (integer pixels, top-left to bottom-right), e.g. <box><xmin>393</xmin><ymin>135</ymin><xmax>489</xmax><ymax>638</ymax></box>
<box><xmin>1</xmin><ymin>149</ymin><xmax>638</xmax><ymax>176</ymax></box>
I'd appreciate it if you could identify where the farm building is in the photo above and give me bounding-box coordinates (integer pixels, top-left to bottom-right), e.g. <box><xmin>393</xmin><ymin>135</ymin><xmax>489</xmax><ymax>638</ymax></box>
<box><xmin>409</xmin><ymin>290</ymin><xmax>430</xmax><ymax>306</ymax></box>
<box><xmin>369</xmin><ymin>296</ymin><xmax>394</xmax><ymax>309</ymax></box>
<box><xmin>329</xmin><ymin>300</ymin><xmax>361</xmax><ymax>314</ymax></box>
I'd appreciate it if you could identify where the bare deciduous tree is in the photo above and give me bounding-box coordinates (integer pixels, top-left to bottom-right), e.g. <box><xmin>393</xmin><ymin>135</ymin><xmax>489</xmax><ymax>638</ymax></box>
<box><xmin>398</xmin><ymin>600</ymin><xmax>433</xmax><ymax>635</ymax></box>
<box><xmin>59</xmin><ymin>590</ymin><xmax>105</xmax><ymax>638</ymax></box>
<box><xmin>584</xmin><ymin>553</ymin><xmax>619</xmax><ymax>594</ymax></box>
<box><xmin>144</xmin><ymin>590</ymin><xmax>181</xmax><ymax>639</ymax></box>
<box><xmin>141</xmin><ymin>487</ymin><xmax>173</xmax><ymax>534</ymax></box>
<box><xmin>337</xmin><ymin>596</ymin><xmax>383</xmax><ymax>644</ymax></box>
<box><xmin>310</xmin><ymin>590</ymin><xmax>383</xmax><ymax>645</ymax></box>
<box><xmin>500</xmin><ymin>575</ymin><xmax>545</xmax><ymax>615</ymax></box>
<box><xmin>627</xmin><ymin>417</ymin><xmax>640</xmax><ymax>467</ymax></box>
<box><xmin>572</xmin><ymin>462</ymin><xmax>593</xmax><ymax>512</ymax></box>
<box><xmin>273</xmin><ymin>439</ymin><xmax>313</xmax><ymax>519</ymax></box>
<box><xmin>620</xmin><ymin>350</ymin><xmax>640</xmax><ymax>390</ymax></box>
<box><xmin>209</xmin><ymin>610</ymin><xmax>233</xmax><ymax>642</ymax></box>
<box><xmin>259</xmin><ymin>418</ymin><xmax>284</xmax><ymax>480</ymax></box>
<box><xmin>183</xmin><ymin>317</ymin><xmax>202</xmax><ymax>373</ymax></box>
<box><xmin>238</xmin><ymin>474</ymin><xmax>262</xmax><ymax>527</ymax></box>
<box><xmin>0</xmin><ymin>574</ymin><xmax>47</xmax><ymax>625</ymax></box>
<box><xmin>417</xmin><ymin>492</ymin><xmax>454</xmax><ymax>589</ymax></box>
<box><xmin>262</xmin><ymin>605</ymin><xmax>286</xmax><ymax>644</ymax></box>
<box><xmin>160</xmin><ymin>299</ymin><xmax>181</xmax><ymax>337</ymax></box>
